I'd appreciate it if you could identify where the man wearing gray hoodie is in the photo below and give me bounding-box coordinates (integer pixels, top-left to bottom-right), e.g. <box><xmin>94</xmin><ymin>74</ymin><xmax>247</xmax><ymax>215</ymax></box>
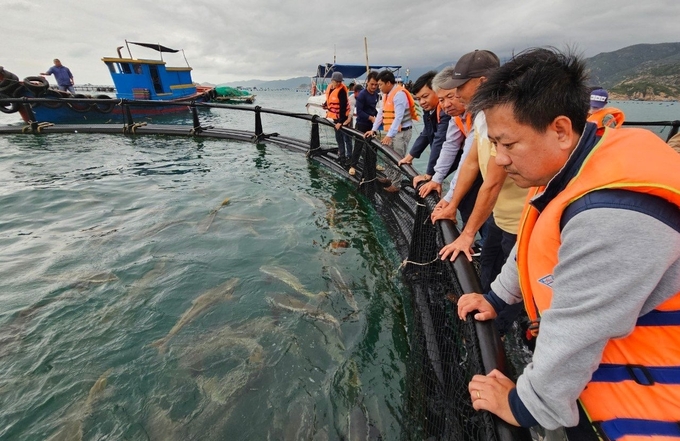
<box><xmin>457</xmin><ymin>48</ymin><xmax>680</xmax><ymax>440</ymax></box>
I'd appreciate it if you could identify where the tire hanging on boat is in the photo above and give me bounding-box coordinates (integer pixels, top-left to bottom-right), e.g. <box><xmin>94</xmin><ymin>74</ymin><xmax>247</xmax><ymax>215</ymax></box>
<box><xmin>42</xmin><ymin>89</ymin><xmax>63</xmax><ymax>109</ymax></box>
<box><xmin>94</xmin><ymin>95</ymin><xmax>115</xmax><ymax>113</ymax></box>
<box><xmin>0</xmin><ymin>92</ymin><xmax>20</xmax><ymax>114</ymax></box>
<box><xmin>69</xmin><ymin>94</ymin><xmax>92</xmax><ymax>112</ymax></box>
<box><xmin>22</xmin><ymin>76</ymin><xmax>50</xmax><ymax>97</ymax></box>
<box><xmin>0</xmin><ymin>80</ymin><xmax>22</xmax><ymax>96</ymax></box>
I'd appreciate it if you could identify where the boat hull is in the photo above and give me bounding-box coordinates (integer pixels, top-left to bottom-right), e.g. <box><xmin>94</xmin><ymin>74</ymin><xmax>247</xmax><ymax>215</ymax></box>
<box><xmin>21</xmin><ymin>89</ymin><xmax>214</xmax><ymax>124</ymax></box>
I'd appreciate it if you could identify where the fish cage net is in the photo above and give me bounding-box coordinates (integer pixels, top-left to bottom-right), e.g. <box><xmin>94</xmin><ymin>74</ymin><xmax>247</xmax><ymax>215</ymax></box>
<box><xmin>309</xmin><ymin>129</ymin><xmax>533</xmax><ymax>441</ymax></box>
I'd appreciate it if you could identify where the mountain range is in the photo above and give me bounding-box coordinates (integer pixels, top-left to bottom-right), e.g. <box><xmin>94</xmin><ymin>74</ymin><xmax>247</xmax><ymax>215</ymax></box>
<box><xmin>216</xmin><ymin>42</ymin><xmax>680</xmax><ymax>100</ymax></box>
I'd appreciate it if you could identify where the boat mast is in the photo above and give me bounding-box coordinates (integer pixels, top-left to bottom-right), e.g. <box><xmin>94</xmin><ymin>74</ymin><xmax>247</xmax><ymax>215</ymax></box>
<box><xmin>364</xmin><ymin>37</ymin><xmax>370</xmax><ymax>77</ymax></box>
<box><xmin>182</xmin><ymin>49</ymin><xmax>190</xmax><ymax>68</ymax></box>
<box><xmin>125</xmin><ymin>40</ymin><xmax>132</xmax><ymax>59</ymax></box>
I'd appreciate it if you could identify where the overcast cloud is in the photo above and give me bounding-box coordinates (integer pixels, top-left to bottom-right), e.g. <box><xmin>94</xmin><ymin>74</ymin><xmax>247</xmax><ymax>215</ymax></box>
<box><xmin>4</xmin><ymin>0</ymin><xmax>679</xmax><ymax>85</ymax></box>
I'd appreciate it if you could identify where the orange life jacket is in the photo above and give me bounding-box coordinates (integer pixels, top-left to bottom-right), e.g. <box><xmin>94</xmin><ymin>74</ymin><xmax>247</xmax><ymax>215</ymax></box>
<box><xmin>436</xmin><ymin>102</ymin><xmax>443</xmax><ymax>124</ymax></box>
<box><xmin>516</xmin><ymin>128</ymin><xmax>680</xmax><ymax>440</ymax></box>
<box><xmin>587</xmin><ymin>107</ymin><xmax>625</xmax><ymax>135</ymax></box>
<box><xmin>454</xmin><ymin>112</ymin><xmax>473</xmax><ymax>137</ymax></box>
<box><xmin>325</xmin><ymin>83</ymin><xmax>350</xmax><ymax>120</ymax></box>
<box><xmin>382</xmin><ymin>84</ymin><xmax>418</xmax><ymax>132</ymax></box>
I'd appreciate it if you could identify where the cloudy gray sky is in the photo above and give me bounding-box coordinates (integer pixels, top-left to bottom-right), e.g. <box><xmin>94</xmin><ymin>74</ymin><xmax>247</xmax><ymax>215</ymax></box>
<box><xmin>4</xmin><ymin>0</ymin><xmax>679</xmax><ymax>86</ymax></box>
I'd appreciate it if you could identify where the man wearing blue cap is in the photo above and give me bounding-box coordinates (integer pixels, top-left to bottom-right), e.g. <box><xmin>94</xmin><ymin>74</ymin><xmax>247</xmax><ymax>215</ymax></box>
<box><xmin>587</xmin><ymin>88</ymin><xmax>625</xmax><ymax>134</ymax></box>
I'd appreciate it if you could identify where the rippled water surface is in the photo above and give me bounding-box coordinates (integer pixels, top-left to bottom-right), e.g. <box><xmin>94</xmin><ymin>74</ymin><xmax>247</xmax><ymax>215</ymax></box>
<box><xmin>0</xmin><ymin>92</ymin><xmax>411</xmax><ymax>440</ymax></box>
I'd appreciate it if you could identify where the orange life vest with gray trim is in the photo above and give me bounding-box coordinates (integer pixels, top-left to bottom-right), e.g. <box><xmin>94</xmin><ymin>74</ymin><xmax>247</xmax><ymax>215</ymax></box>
<box><xmin>587</xmin><ymin>107</ymin><xmax>625</xmax><ymax>132</ymax></box>
<box><xmin>382</xmin><ymin>84</ymin><xmax>418</xmax><ymax>132</ymax></box>
<box><xmin>516</xmin><ymin>128</ymin><xmax>680</xmax><ymax>441</ymax></box>
<box><xmin>325</xmin><ymin>83</ymin><xmax>350</xmax><ymax>120</ymax></box>
<box><xmin>454</xmin><ymin>112</ymin><xmax>473</xmax><ymax>137</ymax></box>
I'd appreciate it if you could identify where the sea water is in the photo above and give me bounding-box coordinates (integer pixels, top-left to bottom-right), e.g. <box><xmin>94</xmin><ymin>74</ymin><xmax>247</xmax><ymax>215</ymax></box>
<box><xmin>0</xmin><ymin>92</ymin><xmax>410</xmax><ymax>440</ymax></box>
<box><xmin>0</xmin><ymin>93</ymin><xmax>677</xmax><ymax>440</ymax></box>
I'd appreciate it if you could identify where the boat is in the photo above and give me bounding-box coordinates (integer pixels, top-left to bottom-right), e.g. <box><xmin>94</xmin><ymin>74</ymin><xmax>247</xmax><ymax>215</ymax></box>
<box><xmin>7</xmin><ymin>41</ymin><xmax>216</xmax><ymax>124</ymax></box>
<box><xmin>305</xmin><ymin>63</ymin><xmax>401</xmax><ymax>117</ymax></box>
<box><xmin>213</xmin><ymin>85</ymin><xmax>256</xmax><ymax>104</ymax></box>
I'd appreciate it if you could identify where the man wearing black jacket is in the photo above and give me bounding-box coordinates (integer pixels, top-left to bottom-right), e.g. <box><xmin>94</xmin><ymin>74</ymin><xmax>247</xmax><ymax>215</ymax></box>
<box><xmin>348</xmin><ymin>71</ymin><xmax>379</xmax><ymax>176</ymax></box>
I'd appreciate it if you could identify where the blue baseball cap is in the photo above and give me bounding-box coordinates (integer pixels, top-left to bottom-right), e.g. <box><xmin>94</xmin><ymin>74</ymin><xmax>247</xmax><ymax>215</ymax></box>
<box><xmin>590</xmin><ymin>89</ymin><xmax>609</xmax><ymax>109</ymax></box>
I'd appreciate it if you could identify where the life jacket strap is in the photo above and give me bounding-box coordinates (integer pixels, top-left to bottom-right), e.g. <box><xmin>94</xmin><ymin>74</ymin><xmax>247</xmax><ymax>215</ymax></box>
<box><xmin>591</xmin><ymin>364</ymin><xmax>680</xmax><ymax>385</ymax></box>
<box><xmin>594</xmin><ymin>418</ymin><xmax>680</xmax><ymax>439</ymax></box>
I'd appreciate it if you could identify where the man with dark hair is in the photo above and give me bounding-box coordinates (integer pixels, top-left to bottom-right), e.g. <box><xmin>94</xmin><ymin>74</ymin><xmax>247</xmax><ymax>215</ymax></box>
<box><xmin>348</xmin><ymin>71</ymin><xmax>379</xmax><ymax>176</ymax></box>
<box><xmin>397</xmin><ymin>71</ymin><xmax>451</xmax><ymax>187</ymax></box>
<box><xmin>41</xmin><ymin>59</ymin><xmax>74</xmax><ymax>94</ymax></box>
<box><xmin>432</xmin><ymin>50</ymin><xmax>527</xmax><ymax>305</ymax></box>
<box><xmin>457</xmin><ymin>48</ymin><xmax>680</xmax><ymax>440</ymax></box>
<box><xmin>364</xmin><ymin>70</ymin><xmax>418</xmax><ymax>192</ymax></box>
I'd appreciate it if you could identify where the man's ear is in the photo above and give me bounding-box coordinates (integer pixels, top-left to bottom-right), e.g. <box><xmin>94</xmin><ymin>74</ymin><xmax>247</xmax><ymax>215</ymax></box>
<box><xmin>552</xmin><ymin>116</ymin><xmax>576</xmax><ymax>151</ymax></box>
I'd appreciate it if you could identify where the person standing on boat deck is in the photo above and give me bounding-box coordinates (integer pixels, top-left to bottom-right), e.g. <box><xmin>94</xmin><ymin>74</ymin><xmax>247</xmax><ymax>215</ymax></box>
<box><xmin>348</xmin><ymin>71</ymin><xmax>379</xmax><ymax>176</ymax></box>
<box><xmin>324</xmin><ymin>71</ymin><xmax>351</xmax><ymax>166</ymax></box>
<box><xmin>41</xmin><ymin>59</ymin><xmax>74</xmax><ymax>94</ymax></box>
<box><xmin>364</xmin><ymin>70</ymin><xmax>418</xmax><ymax>192</ymax></box>
<box><xmin>586</xmin><ymin>88</ymin><xmax>625</xmax><ymax>135</ymax></box>
<box><xmin>397</xmin><ymin>71</ymin><xmax>452</xmax><ymax>189</ymax></box>
<box><xmin>432</xmin><ymin>50</ymin><xmax>528</xmax><ymax>313</ymax></box>
<box><xmin>457</xmin><ymin>48</ymin><xmax>680</xmax><ymax>441</ymax></box>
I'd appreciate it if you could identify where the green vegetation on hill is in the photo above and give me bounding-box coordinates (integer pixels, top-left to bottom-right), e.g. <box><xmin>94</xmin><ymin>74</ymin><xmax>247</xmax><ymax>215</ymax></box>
<box><xmin>586</xmin><ymin>43</ymin><xmax>680</xmax><ymax>100</ymax></box>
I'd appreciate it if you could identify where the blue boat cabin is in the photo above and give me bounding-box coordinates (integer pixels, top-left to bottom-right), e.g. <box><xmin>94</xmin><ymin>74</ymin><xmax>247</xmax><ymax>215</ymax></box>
<box><xmin>102</xmin><ymin>57</ymin><xmax>197</xmax><ymax>100</ymax></box>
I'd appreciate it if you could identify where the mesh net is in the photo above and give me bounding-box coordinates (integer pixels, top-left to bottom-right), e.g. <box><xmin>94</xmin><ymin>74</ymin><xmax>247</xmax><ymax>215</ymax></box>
<box><xmin>310</xmin><ymin>127</ymin><xmax>533</xmax><ymax>441</ymax></box>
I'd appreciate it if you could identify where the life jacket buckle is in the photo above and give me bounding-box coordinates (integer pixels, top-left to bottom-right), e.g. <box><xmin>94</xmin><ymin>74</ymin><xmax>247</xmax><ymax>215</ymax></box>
<box><xmin>625</xmin><ymin>364</ymin><xmax>655</xmax><ymax>386</ymax></box>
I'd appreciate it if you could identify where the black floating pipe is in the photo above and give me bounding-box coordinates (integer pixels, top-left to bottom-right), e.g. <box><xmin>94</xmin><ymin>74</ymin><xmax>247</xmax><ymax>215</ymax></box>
<box><xmin>438</xmin><ymin>220</ymin><xmax>532</xmax><ymax>441</ymax></box>
<box><xmin>190</xmin><ymin>102</ymin><xmax>201</xmax><ymax>133</ymax></box>
<box><xmin>122</xmin><ymin>100</ymin><xmax>134</xmax><ymax>126</ymax></box>
<box><xmin>254</xmin><ymin>106</ymin><xmax>263</xmax><ymax>138</ymax></box>
<box><xmin>307</xmin><ymin>115</ymin><xmax>320</xmax><ymax>158</ymax></box>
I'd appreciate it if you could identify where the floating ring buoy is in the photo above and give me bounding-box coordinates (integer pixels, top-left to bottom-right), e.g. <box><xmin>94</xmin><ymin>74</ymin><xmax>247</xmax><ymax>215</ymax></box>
<box><xmin>94</xmin><ymin>94</ymin><xmax>115</xmax><ymax>113</ymax></box>
<box><xmin>22</xmin><ymin>76</ymin><xmax>49</xmax><ymax>97</ymax></box>
<box><xmin>0</xmin><ymin>92</ymin><xmax>19</xmax><ymax>114</ymax></box>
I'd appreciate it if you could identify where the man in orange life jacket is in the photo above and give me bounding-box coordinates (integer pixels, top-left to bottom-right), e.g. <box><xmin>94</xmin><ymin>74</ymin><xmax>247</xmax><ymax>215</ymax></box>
<box><xmin>324</xmin><ymin>71</ymin><xmax>351</xmax><ymax>165</ymax></box>
<box><xmin>364</xmin><ymin>70</ymin><xmax>418</xmax><ymax>192</ymax></box>
<box><xmin>587</xmin><ymin>88</ymin><xmax>625</xmax><ymax>135</ymax></box>
<box><xmin>457</xmin><ymin>48</ymin><xmax>680</xmax><ymax>440</ymax></box>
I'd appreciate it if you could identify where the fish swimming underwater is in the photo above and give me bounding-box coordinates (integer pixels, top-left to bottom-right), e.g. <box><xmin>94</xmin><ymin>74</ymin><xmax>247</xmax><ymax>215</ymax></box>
<box><xmin>260</xmin><ymin>265</ymin><xmax>322</xmax><ymax>299</ymax></box>
<box><xmin>328</xmin><ymin>267</ymin><xmax>359</xmax><ymax>312</ymax></box>
<box><xmin>266</xmin><ymin>295</ymin><xmax>340</xmax><ymax>329</ymax></box>
<box><xmin>198</xmin><ymin>197</ymin><xmax>231</xmax><ymax>233</ymax></box>
<box><xmin>151</xmin><ymin>278</ymin><xmax>239</xmax><ymax>353</ymax></box>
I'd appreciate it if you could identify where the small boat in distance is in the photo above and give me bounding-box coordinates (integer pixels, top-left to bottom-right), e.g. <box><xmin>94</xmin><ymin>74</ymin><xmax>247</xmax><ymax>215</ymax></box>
<box><xmin>306</xmin><ymin>63</ymin><xmax>401</xmax><ymax>117</ymax></box>
<box><xmin>213</xmin><ymin>85</ymin><xmax>256</xmax><ymax>104</ymax></box>
<box><xmin>13</xmin><ymin>41</ymin><xmax>216</xmax><ymax>124</ymax></box>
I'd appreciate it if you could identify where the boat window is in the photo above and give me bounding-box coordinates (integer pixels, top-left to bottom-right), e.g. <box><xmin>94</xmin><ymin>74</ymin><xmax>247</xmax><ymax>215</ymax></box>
<box><xmin>134</xmin><ymin>64</ymin><xmax>143</xmax><ymax>74</ymax></box>
<box><xmin>120</xmin><ymin>63</ymin><xmax>132</xmax><ymax>74</ymax></box>
<box><xmin>106</xmin><ymin>63</ymin><xmax>116</xmax><ymax>74</ymax></box>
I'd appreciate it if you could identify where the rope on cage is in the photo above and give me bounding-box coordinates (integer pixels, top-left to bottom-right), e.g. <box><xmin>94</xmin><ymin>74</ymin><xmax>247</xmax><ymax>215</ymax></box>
<box><xmin>398</xmin><ymin>255</ymin><xmax>440</xmax><ymax>271</ymax></box>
